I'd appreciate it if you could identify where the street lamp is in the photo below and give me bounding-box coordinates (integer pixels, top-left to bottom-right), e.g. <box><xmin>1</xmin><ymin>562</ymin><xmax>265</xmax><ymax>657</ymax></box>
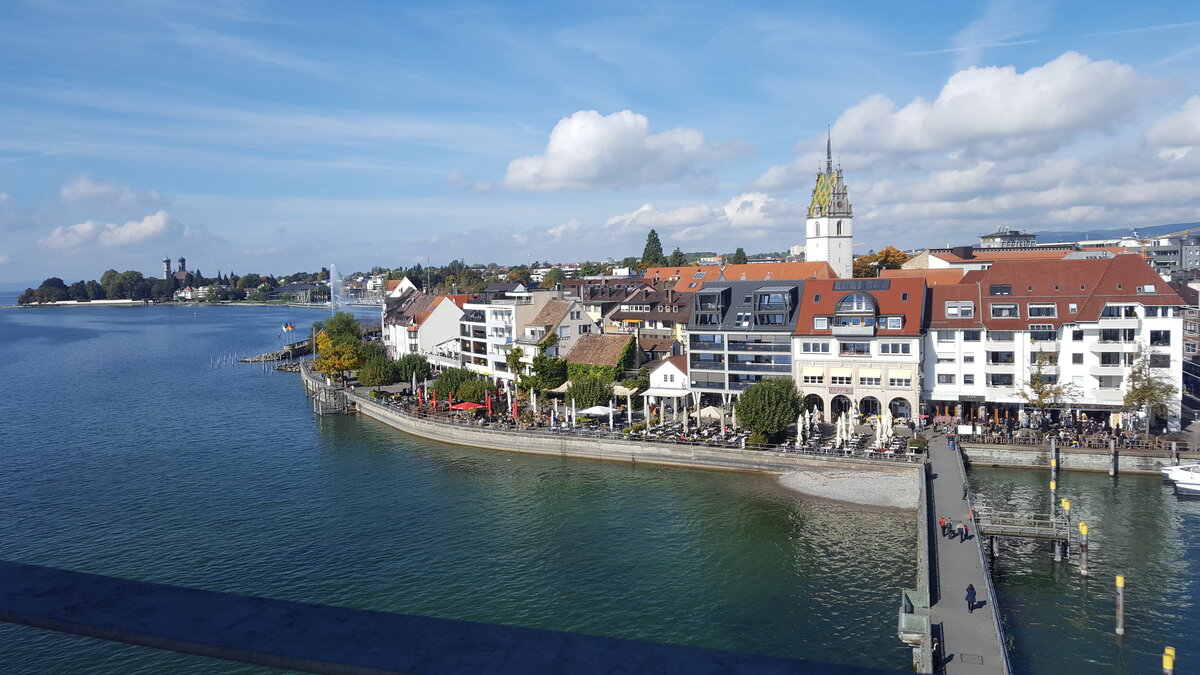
<box><xmin>869</xmin><ymin>261</ymin><xmax>880</xmax><ymax>277</ymax></box>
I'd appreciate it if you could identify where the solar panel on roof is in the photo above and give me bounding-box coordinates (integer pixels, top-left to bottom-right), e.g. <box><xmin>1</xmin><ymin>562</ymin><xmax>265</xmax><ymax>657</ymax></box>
<box><xmin>756</xmin><ymin>285</ymin><xmax>797</xmax><ymax>291</ymax></box>
<box><xmin>832</xmin><ymin>279</ymin><xmax>891</xmax><ymax>291</ymax></box>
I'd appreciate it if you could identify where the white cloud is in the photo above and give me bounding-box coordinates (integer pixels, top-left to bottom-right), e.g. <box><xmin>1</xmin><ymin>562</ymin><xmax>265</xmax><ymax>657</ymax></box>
<box><xmin>38</xmin><ymin>211</ymin><xmax>172</xmax><ymax>249</ymax></box>
<box><xmin>505</xmin><ymin>109</ymin><xmax>747</xmax><ymax>191</ymax></box>
<box><xmin>1146</xmin><ymin>96</ymin><xmax>1200</xmax><ymax>162</ymax></box>
<box><xmin>60</xmin><ymin>177</ymin><xmax>166</xmax><ymax>208</ymax></box>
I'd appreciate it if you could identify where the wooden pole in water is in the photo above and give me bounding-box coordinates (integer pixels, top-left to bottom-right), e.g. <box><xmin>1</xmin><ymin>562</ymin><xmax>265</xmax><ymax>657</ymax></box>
<box><xmin>1110</xmin><ymin>438</ymin><xmax>1119</xmax><ymax>477</ymax></box>
<box><xmin>1115</xmin><ymin>575</ymin><xmax>1125</xmax><ymax>636</ymax></box>
<box><xmin>1079</xmin><ymin>522</ymin><xmax>1089</xmax><ymax>576</ymax></box>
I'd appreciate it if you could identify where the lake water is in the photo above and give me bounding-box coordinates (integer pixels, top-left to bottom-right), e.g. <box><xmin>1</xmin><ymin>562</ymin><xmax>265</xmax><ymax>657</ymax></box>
<box><xmin>0</xmin><ymin>303</ymin><xmax>917</xmax><ymax>672</ymax></box>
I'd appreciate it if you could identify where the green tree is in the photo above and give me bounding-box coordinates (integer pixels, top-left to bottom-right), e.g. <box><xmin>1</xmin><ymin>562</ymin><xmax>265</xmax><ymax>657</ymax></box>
<box><xmin>36</xmin><ymin>277</ymin><xmax>70</xmax><ymax>303</ymax></box>
<box><xmin>1016</xmin><ymin>350</ymin><xmax>1081</xmax><ymax>412</ymax></box>
<box><xmin>640</xmin><ymin>229</ymin><xmax>666</xmax><ymax>267</ymax></box>
<box><xmin>358</xmin><ymin>357</ymin><xmax>399</xmax><ymax>386</ymax></box>
<box><xmin>729</xmin><ymin>247</ymin><xmax>748</xmax><ymax>265</ymax></box>
<box><xmin>456</xmin><ymin>378</ymin><xmax>495</xmax><ymax>404</ymax></box>
<box><xmin>542</xmin><ymin>268</ymin><xmax>566</xmax><ymax>288</ymax></box>
<box><xmin>568</xmin><ymin>371</ymin><xmax>613</xmax><ymax>409</ymax></box>
<box><xmin>668</xmin><ymin>247</ymin><xmax>687</xmax><ymax>266</ymax></box>
<box><xmin>396</xmin><ymin>353</ymin><xmax>431</xmax><ymax>384</ymax></box>
<box><xmin>735</xmin><ymin>377</ymin><xmax>801</xmax><ymax>441</ymax></box>
<box><xmin>1124</xmin><ymin>345</ymin><xmax>1178</xmax><ymax>433</ymax></box>
<box><xmin>358</xmin><ymin>341</ymin><xmax>388</xmax><ymax>363</ymax></box>
<box><xmin>432</xmin><ymin>367</ymin><xmax>476</xmax><ymax>398</ymax></box>
<box><xmin>505</xmin><ymin>347</ymin><xmax>526</xmax><ymax>383</ymax></box>
<box><xmin>324</xmin><ymin>312</ymin><xmax>362</xmax><ymax>344</ymax></box>
<box><xmin>85</xmin><ymin>280</ymin><xmax>106</xmax><ymax>300</ymax></box>
<box><xmin>67</xmin><ymin>280</ymin><xmax>89</xmax><ymax>301</ymax></box>
<box><xmin>505</xmin><ymin>267</ymin><xmax>532</xmax><ymax>285</ymax></box>
<box><xmin>313</xmin><ymin>332</ymin><xmax>361</xmax><ymax>378</ymax></box>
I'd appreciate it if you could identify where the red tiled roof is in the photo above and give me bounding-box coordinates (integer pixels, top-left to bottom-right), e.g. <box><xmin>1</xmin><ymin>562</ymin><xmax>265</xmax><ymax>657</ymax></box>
<box><xmin>644</xmin><ymin>261</ymin><xmax>837</xmax><ymax>293</ymax></box>
<box><xmin>794</xmin><ymin>276</ymin><xmax>927</xmax><ymax>336</ymax></box>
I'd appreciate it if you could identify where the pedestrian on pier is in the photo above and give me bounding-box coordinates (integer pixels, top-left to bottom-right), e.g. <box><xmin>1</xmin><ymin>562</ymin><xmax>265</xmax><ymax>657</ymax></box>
<box><xmin>962</xmin><ymin>522</ymin><xmax>970</xmax><ymax>542</ymax></box>
<box><xmin>955</xmin><ymin>521</ymin><xmax>964</xmax><ymax>541</ymax></box>
<box><xmin>965</xmin><ymin>584</ymin><xmax>977</xmax><ymax>613</ymax></box>
<box><xmin>962</xmin><ymin>481</ymin><xmax>968</xmax><ymax>501</ymax></box>
<box><xmin>938</xmin><ymin>515</ymin><xmax>946</xmax><ymax>535</ymax></box>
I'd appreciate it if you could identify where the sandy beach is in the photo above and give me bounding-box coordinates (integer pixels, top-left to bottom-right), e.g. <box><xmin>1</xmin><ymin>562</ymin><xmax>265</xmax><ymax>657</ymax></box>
<box><xmin>778</xmin><ymin>467</ymin><xmax>918</xmax><ymax>510</ymax></box>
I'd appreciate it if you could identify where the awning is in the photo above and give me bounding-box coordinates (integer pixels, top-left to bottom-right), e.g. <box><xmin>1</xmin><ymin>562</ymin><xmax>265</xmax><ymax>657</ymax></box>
<box><xmin>859</xmin><ymin>369</ymin><xmax>881</xmax><ymax>378</ymax></box>
<box><xmin>802</xmin><ymin>367</ymin><xmax>824</xmax><ymax>376</ymax></box>
<box><xmin>612</xmin><ymin>384</ymin><xmax>639</xmax><ymax>397</ymax></box>
<box><xmin>640</xmin><ymin>388</ymin><xmax>689</xmax><ymax>398</ymax></box>
<box><xmin>547</xmin><ymin>381</ymin><xmax>572</xmax><ymax>394</ymax></box>
<box><xmin>830</xmin><ymin>367</ymin><xmax>853</xmax><ymax>377</ymax></box>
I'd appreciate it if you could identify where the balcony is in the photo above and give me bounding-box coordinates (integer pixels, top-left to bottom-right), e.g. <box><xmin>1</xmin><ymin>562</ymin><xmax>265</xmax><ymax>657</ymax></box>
<box><xmin>727</xmin><ymin>341</ymin><xmax>790</xmax><ymax>353</ymax></box>
<box><xmin>1089</xmin><ymin>363</ymin><xmax>1128</xmax><ymax>377</ymax></box>
<box><xmin>984</xmin><ymin>362</ymin><xmax>1015</xmax><ymax>372</ymax></box>
<box><xmin>689</xmin><ymin>361</ymin><xmax>726</xmax><ymax>370</ymax></box>
<box><xmin>726</xmin><ymin>363</ymin><xmax>791</xmax><ymax>373</ymax></box>
<box><xmin>755</xmin><ymin>302</ymin><xmax>788</xmax><ymax>311</ymax></box>
<box><xmin>1090</xmin><ymin>341</ymin><xmax>1139</xmax><ymax>352</ymax></box>
<box><xmin>1030</xmin><ymin>340</ymin><xmax>1060</xmax><ymax>351</ymax></box>
<box><xmin>690</xmin><ymin>380</ymin><xmax>727</xmax><ymax>391</ymax></box>
<box><xmin>688</xmin><ymin>340</ymin><xmax>725</xmax><ymax>352</ymax></box>
<box><xmin>832</xmin><ymin>325</ymin><xmax>875</xmax><ymax>337</ymax></box>
<box><xmin>1097</xmin><ymin>317</ymin><xmax>1140</xmax><ymax>329</ymax></box>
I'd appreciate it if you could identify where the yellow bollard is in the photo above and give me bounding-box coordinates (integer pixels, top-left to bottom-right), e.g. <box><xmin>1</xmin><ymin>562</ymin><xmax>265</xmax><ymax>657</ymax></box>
<box><xmin>1164</xmin><ymin>651</ymin><xmax>1174</xmax><ymax>674</ymax></box>
<box><xmin>1079</xmin><ymin>522</ymin><xmax>1089</xmax><ymax>576</ymax></box>
<box><xmin>1116</xmin><ymin>575</ymin><xmax>1125</xmax><ymax>636</ymax></box>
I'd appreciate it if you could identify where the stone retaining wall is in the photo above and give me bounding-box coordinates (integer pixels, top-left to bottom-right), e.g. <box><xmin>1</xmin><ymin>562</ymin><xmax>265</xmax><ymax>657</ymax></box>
<box><xmin>961</xmin><ymin>443</ymin><xmax>1191</xmax><ymax>475</ymax></box>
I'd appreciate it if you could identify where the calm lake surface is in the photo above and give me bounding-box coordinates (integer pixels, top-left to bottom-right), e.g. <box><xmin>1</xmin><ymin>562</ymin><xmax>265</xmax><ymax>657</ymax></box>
<box><xmin>0</xmin><ymin>303</ymin><xmax>916</xmax><ymax>673</ymax></box>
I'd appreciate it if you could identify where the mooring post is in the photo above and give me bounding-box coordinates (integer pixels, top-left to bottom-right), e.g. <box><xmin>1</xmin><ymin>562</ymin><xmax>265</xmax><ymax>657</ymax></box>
<box><xmin>1164</xmin><ymin>646</ymin><xmax>1176</xmax><ymax>674</ymax></box>
<box><xmin>1079</xmin><ymin>522</ymin><xmax>1089</xmax><ymax>576</ymax></box>
<box><xmin>1050</xmin><ymin>479</ymin><xmax>1057</xmax><ymax>516</ymax></box>
<box><xmin>1062</xmin><ymin>499</ymin><xmax>1071</xmax><ymax>530</ymax></box>
<box><xmin>1110</xmin><ymin>438</ymin><xmax>1119</xmax><ymax>477</ymax></box>
<box><xmin>1050</xmin><ymin>437</ymin><xmax>1058</xmax><ymax>479</ymax></box>
<box><xmin>991</xmin><ymin>536</ymin><xmax>999</xmax><ymax>559</ymax></box>
<box><xmin>1053</xmin><ymin>539</ymin><xmax>1062</xmax><ymax>562</ymax></box>
<box><xmin>1116</xmin><ymin>575</ymin><xmax>1125</xmax><ymax>636</ymax></box>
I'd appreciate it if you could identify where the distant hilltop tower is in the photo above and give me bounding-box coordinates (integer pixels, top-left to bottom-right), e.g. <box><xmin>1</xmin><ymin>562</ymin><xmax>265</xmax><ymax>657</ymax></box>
<box><xmin>163</xmin><ymin>256</ymin><xmax>171</xmax><ymax>282</ymax></box>
<box><xmin>177</xmin><ymin>256</ymin><xmax>187</xmax><ymax>273</ymax></box>
<box><xmin>805</xmin><ymin>130</ymin><xmax>854</xmax><ymax>278</ymax></box>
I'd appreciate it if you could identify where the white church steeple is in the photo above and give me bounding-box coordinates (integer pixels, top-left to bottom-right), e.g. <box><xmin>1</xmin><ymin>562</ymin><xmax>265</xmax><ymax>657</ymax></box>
<box><xmin>805</xmin><ymin>130</ymin><xmax>854</xmax><ymax>278</ymax></box>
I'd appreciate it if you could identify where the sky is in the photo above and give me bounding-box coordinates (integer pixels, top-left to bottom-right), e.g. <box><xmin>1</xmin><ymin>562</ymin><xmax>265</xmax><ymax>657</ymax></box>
<box><xmin>2</xmin><ymin>0</ymin><xmax>1200</xmax><ymax>286</ymax></box>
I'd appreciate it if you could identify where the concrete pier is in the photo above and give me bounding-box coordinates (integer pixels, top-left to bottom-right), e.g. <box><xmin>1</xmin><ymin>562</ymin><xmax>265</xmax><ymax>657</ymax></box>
<box><xmin>923</xmin><ymin>435</ymin><xmax>1012</xmax><ymax>674</ymax></box>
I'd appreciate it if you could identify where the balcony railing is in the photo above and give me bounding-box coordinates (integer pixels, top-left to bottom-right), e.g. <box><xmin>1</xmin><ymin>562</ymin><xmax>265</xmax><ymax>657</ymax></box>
<box><xmin>727</xmin><ymin>342</ymin><xmax>790</xmax><ymax>353</ymax></box>
<box><xmin>726</xmin><ymin>363</ymin><xmax>791</xmax><ymax>373</ymax></box>
<box><xmin>689</xmin><ymin>341</ymin><xmax>725</xmax><ymax>352</ymax></box>
<box><xmin>690</xmin><ymin>381</ymin><xmax>726</xmax><ymax>390</ymax></box>
<box><xmin>689</xmin><ymin>361</ymin><xmax>726</xmax><ymax>370</ymax></box>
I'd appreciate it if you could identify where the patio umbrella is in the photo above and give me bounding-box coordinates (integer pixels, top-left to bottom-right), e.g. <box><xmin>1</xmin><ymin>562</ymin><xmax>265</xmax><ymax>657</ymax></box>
<box><xmin>609</xmin><ymin>401</ymin><xmax>615</xmax><ymax>431</ymax></box>
<box><xmin>417</xmin><ymin>387</ymin><xmax>424</xmax><ymax>406</ymax></box>
<box><xmin>486</xmin><ymin>391</ymin><xmax>492</xmax><ymax>417</ymax></box>
<box><xmin>450</xmin><ymin>401</ymin><xmax>486</xmax><ymax>410</ymax></box>
<box><xmin>699</xmin><ymin>406</ymin><xmax>724</xmax><ymax>420</ymax></box>
<box><xmin>579</xmin><ymin>405</ymin><xmax>614</xmax><ymax>415</ymax></box>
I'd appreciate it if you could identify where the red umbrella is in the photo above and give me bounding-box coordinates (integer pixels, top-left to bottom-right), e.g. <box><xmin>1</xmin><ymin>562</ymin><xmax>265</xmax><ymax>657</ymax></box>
<box><xmin>511</xmin><ymin>398</ymin><xmax>518</xmax><ymax>418</ymax></box>
<box><xmin>450</xmin><ymin>401</ymin><xmax>486</xmax><ymax>410</ymax></box>
<box><xmin>417</xmin><ymin>387</ymin><xmax>424</xmax><ymax>406</ymax></box>
<box><xmin>432</xmin><ymin>390</ymin><xmax>437</xmax><ymax>408</ymax></box>
<box><xmin>486</xmin><ymin>392</ymin><xmax>493</xmax><ymax>417</ymax></box>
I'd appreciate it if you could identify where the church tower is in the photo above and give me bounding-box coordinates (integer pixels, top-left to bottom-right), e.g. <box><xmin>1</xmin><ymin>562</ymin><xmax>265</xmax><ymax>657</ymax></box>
<box><xmin>805</xmin><ymin>132</ymin><xmax>854</xmax><ymax>278</ymax></box>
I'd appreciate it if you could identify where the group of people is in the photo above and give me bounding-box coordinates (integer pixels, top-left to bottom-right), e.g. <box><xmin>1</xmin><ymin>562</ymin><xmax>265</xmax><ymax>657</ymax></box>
<box><xmin>938</xmin><ymin>515</ymin><xmax>971</xmax><ymax>542</ymax></box>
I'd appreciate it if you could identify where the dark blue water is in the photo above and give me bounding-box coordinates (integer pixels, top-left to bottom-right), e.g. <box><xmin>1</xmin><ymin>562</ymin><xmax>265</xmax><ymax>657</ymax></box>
<box><xmin>0</xmin><ymin>304</ymin><xmax>916</xmax><ymax>672</ymax></box>
<box><xmin>971</xmin><ymin>466</ymin><xmax>1200</xmax><ymax>673</ymax></box>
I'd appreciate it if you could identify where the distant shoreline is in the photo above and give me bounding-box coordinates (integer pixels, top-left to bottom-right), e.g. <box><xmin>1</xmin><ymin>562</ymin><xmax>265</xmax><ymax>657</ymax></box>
<box><xmin>2</xmin><ymin>300</ymin><xmax>327</xmax><ymax>309</ymax></box>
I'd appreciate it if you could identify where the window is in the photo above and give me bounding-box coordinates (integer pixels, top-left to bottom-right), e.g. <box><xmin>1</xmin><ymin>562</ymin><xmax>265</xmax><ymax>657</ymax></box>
<box><xmin>963</xmin><ymin>354</ymin><xmax>975</xmax><ymax>363</ymax></box>
<box><xmin>1072</xmin><ymin>353</ymin><xmax>1083</xmax><ymax>364</ymax></box>
<box><xmin>577</xmin><ymin>324</ymin><xmax>589</xmax><ymax>334</ymax></box>
<box><xmin>1146</xmin><ymin>306</ymin><xmax>1160</xmax><ymax>317</ymax></box>
<box><xmin>744</xmin><ymin>295</ymin><xmax>752</xmax><ymax>304</ymax></box>
<box><xmin>991</xmin><ymin>303</ymin><xmax>1019</xmax><ymax>318</ymax></box>
<box><xmin>937</xmin><ymin>356</ymin><xmax>956</xmax><ymax>364</ymax></box>
<box><xmin>888</xmin><ymin>377</ymin><xmax>912</xmax><ymax>387</ymax></box>
<box><xmin>1151</xmin><ymin>330</ymin><xmax>1172</xmax><ymax>346</ymax></box>
<box><xmin>859</xmin><ymin>376</ymin><xmax>881</xmax><ymax>386</ymax></box>
<box><xmin>937</xmin><ymin>330</ymin><xmax>955</xmax><ymax>342</ymax></box>
<box><xmin>1068</xmin><ymin>303</ymin><xmax>1078</xmax><ymax>313</ymax></box>
<box><xmin>840</xmin><ymin>342</ymin><xmax>870</xmax><ymax>356</ymax></box>
<box><xmin>802</xmin><ymin>374</ymin><xmax>825</xmax><ymax>384</ymax></box>
<box><xmin>937</xmin><ymin>374</ymin><xmax>955</xmax><ymax>384</ymax></box>
<box><xmin>1150</xmin><ymin>354</ymin><xmax>1170</xmax><ymax>368</ymax></box>
<box><xmin>813</xmin><ymin>294</ymin><xmax>821</xmax><ymax>303</ymax></box>
<box><xmin>988</xmin><ymin>351</ymin><xmax>1015</xmax><ymax>364</ymax></box>
<box><xmin>988</xmin><ymin>374</ymin><xmax>1014</xmax><ymax>386</ymax></box>
<box><xmin>569</xmin><ymin>310</ymin><xmax>581</xmax><ymax>320</ymax></box>
<box><xmin>800</xmin><ymin>342</ymin><xmax>830</xmax><ymax>353</ymax></box>
<box><xmin>1029</xmin><ymin>324</ymin><xmax>1057</xmax><ymax>341</ymax></box>
<box><xmin>963</xmin><ymin>374</ymin><xmax>975</xmax><ymax>385</ymax></box>
<box><xmin>735</xmin><ymin>312</ymin><xmax>752</xmax><ymax>327</ymax></box>
<box><xmin>945</xmin><ymin>301</ymin><xmax>975</xmax><ymax>318</ymax></box>
<box><xmin>989</xmin><ymin>284</ymin><xmax>1012</xmax><ymax>296</ymax></box>
<box><xmin>666</xmin><ymin>374</ymin><xmax>674</xmax><ymax>383</ymax></box>
<box><xmin>886</xmin><ymin>316</ymin><xmax>903</xmax><ymax>329</ymax></box>
<box><xmin>836</xmin><ymin>220</ymin><xmax>843</xmax><ymax>235</ymax></box>
<box><xmin>693</xmin><ymin>271</ymin><xmax>705</xmax><ymax>279</ymax></box>
<box><xmin>880</xmin><ymin>343</ymin><xmax>911</xmax><ymax>354</ymax></box>
<box><xmin>963</xmin><ymin>330</ymin><xmax>982</xmax><ymax>342</ymax></box>
<box><xmin>830</xmin><ymin>375</ymin><xmax>853</xmax><ymax>385</ymax></box>
<box><xmin>814</xmin><ymin>317</ymin><xmax>828</xmax><ymax>329</ymax></box>
<box><xmin>1187</xmin><ymin>343</ymin><xmax>1197</xmax><ymax>355</ymax></box>
<box><xmin>989</xmin><ymin>331</ymin><xmax>1014</xmax><ymax>341</ymax></box>
<box><xmin>559</xmin><ymin>326</ymin><xmax>570</xmax><ymax>338</ymax></box>
<box><xmin>1028</xmin><ymin>304</ymin><xmax>1057</xmax><ymax>317</ymax></box>
<box><xmin>1072</xmin><ymin>330</ymin><xmax>1083</xmax><ymax>341</ymax></box>
<box><xmin>901</xmin><ymin>292</ymin><xmax>909</xmax><ymax>301</ymax></box>
<box><xmin>1101</xmin><ymin>305</ymin><xmax>1137</xmax><ymax>318</ymax></box>
<box><xmin>837</xmin><ymin>294</ymin><xmax>874</xmax><ymax>313</ymax></box>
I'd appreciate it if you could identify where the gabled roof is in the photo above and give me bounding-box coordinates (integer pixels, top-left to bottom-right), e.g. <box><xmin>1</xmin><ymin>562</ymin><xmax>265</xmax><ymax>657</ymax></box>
<box><xmin>794</xmin><ymin>277</ymin><xmax>926</xmax><ymax>336</ymax></box>
<box><xmin>688</xmin><ymin>280</ymin><xmax>805</xmax><ymax>332</ymax></box>
<box><xmin>928</xmin><ymin>254</ymin><xmax>1184</xmax><ymax>331</ymax></box>
<box><xmin>528</xmin><ymin>299</ymin><xmax>573</xmax><ymax>329</ymax></box>
<box><xmin>651</xmin><ymin>354</ymin><xmax>688</xmax><ymax>375</ymax></box>
<box><xmin>645</xmin><ymin>262</ymin><xmax>836</xmax><ymax>293</ymax></box>
<box><xmin>564</xmin><ymin>333</ymin><xmax>633</xmax><ymax>367</ymax></box>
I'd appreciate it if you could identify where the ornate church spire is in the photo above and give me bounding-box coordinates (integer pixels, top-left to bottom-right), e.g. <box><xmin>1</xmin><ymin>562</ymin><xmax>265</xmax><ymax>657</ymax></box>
<box><xmin>826</xmin><ymin>126</ymin><xmax>832</xmax><ymax>175</ymax></box>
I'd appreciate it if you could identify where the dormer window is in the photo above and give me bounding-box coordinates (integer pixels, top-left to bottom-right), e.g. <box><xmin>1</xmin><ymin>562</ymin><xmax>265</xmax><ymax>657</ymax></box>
<box><xmin>836</xmin><ymin>293</ymin><xmax>874</xmax><ymax>313</ymax></box>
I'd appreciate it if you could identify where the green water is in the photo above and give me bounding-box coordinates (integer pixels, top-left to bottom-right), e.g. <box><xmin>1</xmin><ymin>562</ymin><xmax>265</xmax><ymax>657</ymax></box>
<box><xmin>0</xmin><ymin>304</ymin><xmax>915</xmax><ymax>672</ymax></box>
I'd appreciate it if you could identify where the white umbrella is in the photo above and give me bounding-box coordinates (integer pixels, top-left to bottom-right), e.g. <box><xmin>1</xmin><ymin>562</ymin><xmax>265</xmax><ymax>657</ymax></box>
<box><xmin>579</xmin><ymin>405</ymin><xmax>614</xmax><ymax>415</ymax></box>
<box><xmin>699</xmin><ymin>406</ymin><xmax>724</xmax><ymax>420</ymax></box>
<box><xmin>609</xmin><ymin>401</ymin><xmax>615</xmax><ymax>431</ymax></box>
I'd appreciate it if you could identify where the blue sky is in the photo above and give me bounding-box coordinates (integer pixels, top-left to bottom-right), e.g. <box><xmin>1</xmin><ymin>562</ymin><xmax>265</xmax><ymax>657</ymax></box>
<box><xmin>2</xmin><ymin>0</ymin><xmax>1200</xmax><ymax>285</ymax></box>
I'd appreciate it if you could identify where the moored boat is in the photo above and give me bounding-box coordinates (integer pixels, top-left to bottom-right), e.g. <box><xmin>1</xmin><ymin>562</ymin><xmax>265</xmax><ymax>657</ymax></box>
<box><xmin>1161</xmin><ymin>462</ymin><xmax>1200</xmax><ymax>482</ymax></box>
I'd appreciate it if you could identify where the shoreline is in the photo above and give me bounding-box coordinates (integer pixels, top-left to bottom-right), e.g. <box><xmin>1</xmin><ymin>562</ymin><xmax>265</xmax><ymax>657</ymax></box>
<box><xmin>778</xmin><ymin>468</ymin><xmax>919</xmax><ymax>511</ymax></box>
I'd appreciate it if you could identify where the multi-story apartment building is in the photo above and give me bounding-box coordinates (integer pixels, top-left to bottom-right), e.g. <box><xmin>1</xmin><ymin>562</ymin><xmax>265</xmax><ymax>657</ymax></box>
<box><xmin>382</xmin><ymin>291</ymin><xmax>476</xmax><ymax>369</ymax></box>
<box><xmin>459</xmin><ymin>289</ymin><xmax>561</xmax><ymax>384</ymax></box>
<box><xmin>513</xmin><ymin>298</ymin><xmax>599</xmax><ymax>375</ymax></box>
<box><xmin>924</xmin><ymin>254</ymin><xmax>1185</xmax><ymax>430</ymax></box>
<box><xmin>686</xmin><ymin>281</ymin><xmax>804</xmax><ymax>403</ymax></box>
<box><xmin>792</xmin><ymin>277</ymin><xmax>927</xmax><ymax>419</ymax></box>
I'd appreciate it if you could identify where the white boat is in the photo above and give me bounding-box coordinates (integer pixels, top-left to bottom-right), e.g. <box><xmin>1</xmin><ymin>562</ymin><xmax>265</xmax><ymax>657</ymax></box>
<box><xmin>1174</xmin><ymin>474</ymin><xmax>1200</xmax><ymax>496</ymax></box>
<box><xmin>1160</xmin><ymin>462</ymin><xmax>1200</xmax><ymax>481</ymax></box>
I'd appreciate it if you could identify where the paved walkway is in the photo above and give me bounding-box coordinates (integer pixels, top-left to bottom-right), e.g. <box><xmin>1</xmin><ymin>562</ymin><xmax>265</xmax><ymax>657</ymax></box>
<box><xmin>924</xmin><ymin>434</ymin><xmax>1010</xmax><ymax>674</ymax></box>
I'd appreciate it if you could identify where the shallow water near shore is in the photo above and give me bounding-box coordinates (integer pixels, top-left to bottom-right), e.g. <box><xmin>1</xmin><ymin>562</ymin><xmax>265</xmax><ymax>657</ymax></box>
<box><xmin>0</xmin><ymin>304</ymin><xmax>917</xmax><ymax>672</ymax></box>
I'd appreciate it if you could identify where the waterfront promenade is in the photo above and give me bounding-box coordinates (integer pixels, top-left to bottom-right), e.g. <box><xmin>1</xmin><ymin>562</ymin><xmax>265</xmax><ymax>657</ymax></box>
<box><xmin>925</xmin><ymin>435</ymin><xmax>1011</xmax><ymax>674</ymax></box>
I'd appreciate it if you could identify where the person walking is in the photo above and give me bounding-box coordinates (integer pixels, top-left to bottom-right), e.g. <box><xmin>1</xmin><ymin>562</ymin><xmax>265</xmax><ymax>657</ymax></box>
<box><xmin>955</xmin><ymin>521</ymin><xmax>964</xmax><ymax>541</ymax></box>
<box><xmin>962</xmin><ymin>521</ymin><xmax>971</xmax><ymax>542</ymax></box>
<box><xmin>938</xmin><ymin>515</ymin><xmax>947</xmax><ymax>536</ymax></box>
<box><xmin>966</xmin><ymin>584</ymin><xmax>977</xmax><ymax>613</ymax></box>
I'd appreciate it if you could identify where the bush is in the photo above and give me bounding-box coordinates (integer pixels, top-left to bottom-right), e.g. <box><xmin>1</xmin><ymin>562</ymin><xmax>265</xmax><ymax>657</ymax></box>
<box><xmin>456</xmin><ymin>378</ymin><xmax>495</xmax><ymax>404</ymax></box>
<box><xmin>748</xmin><ymin>431</ymin><xmax>769</xmax><ymax>448</ymax></box>
<box><xmin>567</xmin><ymin>371</ymin><xmax>613</xmax><ymax>408</ymax></box>
<box><xmin>735</xmin><ymin>377</ymin><xmax>801</xmax><ymax>439</ymax></box>
<box><xmin>358</xmin><ymin>356</ymin><xmax>399</xmax><ymax>386</ymax></box>
<box><xmin>432</xmin><ymin>367</ymin><xmax>476</xmax><ymax>397</ymax></box>
<box><xmin>623</xmin><ymin>422</ymin><xmax>648</xmax><ymax>436</ymax></box>
<box><xmin>396</xmin><ymin>353</ymin><xmax>431</xmax><ymax>383</ymax></box>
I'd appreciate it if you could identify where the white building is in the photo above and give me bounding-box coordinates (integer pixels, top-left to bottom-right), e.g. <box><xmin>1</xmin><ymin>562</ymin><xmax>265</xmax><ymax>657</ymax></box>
<box><xmin>923</xmin><ymin>254</ymin><xmax>1184</xmax><ymax>431</ymax></box>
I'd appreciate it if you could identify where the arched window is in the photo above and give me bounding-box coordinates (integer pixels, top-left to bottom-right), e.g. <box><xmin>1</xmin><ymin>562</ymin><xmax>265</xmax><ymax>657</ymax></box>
<box><xmin>814</xmin><ymin>222</ymin><xmax>821</xmax><ymax>237</ymax></box>
<box><xmin>836</xmin><ymin>220</ymin><xmax>843</xmax><ymax>235</ymax></box>
<box><xmin>836</xmin><ymin>293</ymin><xmax>874</xmax><ymax>313</ymax></box>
